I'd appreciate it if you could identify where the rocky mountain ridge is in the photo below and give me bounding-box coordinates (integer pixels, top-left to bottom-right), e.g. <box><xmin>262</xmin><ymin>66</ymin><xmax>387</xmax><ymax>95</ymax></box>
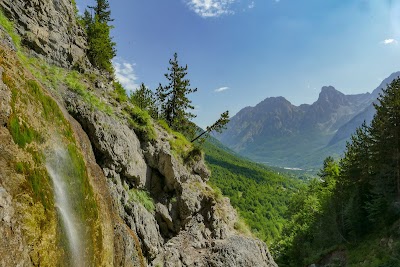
<box><xmin>0</xmin><ymin>1</ymin><xmax>277</xmax><ymax>266</ymax></box>
<box><xmin>217</xmin><ymin>72</ymin><xmax>400</xmax><ymax>170</ymax></box>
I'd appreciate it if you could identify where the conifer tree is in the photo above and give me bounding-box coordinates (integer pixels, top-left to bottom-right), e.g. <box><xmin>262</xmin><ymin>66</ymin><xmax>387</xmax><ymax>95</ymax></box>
<box><xmin>338</xmin><ymin>123</ymin><xmax>372</xmax><ymax>238</ymax></box>
<box><xmin>156</xmin><ymin>53</ymin><xmax>197</xmax><ymax>135</ymax></box>
<box><xmin>89</xmin><ymin>0</ymin><xmax>113</xmax><ymax>23</ymax></box>
<box><xmin>130</xmin><ymin>83</ymin><xmax>158</xmax><ymax>118</ymax></box>
<box><xmin>367</xmin><ymin>77</ymin><xmax>400</xmax><ymax>223</ymax></box>
<box><xmin>84</xmin><ymin>0</ymin><xmax>116</xmax><ymax>72</ymax></box>
<box><xmin>191</xmin><ymin>111</ymin><xmax>230</xmax><ymax>143</ymax></box>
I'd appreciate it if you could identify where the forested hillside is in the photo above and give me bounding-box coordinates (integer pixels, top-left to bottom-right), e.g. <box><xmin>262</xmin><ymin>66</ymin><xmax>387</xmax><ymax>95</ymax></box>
<box><xmin>275</xmin><ymin>77</ymin><xmax>400</xmax><ymax>267</ymax></box>
<box><xmin>203</xmin><ymin>137</ymin><xmax>302</xmax><ymax>244</ymax></box>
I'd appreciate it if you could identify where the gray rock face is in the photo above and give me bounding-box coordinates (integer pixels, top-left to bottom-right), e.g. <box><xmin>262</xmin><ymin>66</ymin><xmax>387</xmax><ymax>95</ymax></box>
<box><xmin>0</xmin><ymin>187</ymin><xmax>31</xmax><ymax>267</ymax></box>
<box><xmin>0</xmin><ymin>0</ymin><xmax>88</xmax><ymax>68</ymax></box>
<box><xmin>66</xmin><ymin>93</ymin><xmax>149</xmax><ymax>187</ymax></box>
<box><xmin>0</xmin><ymin>66</ymin><xmax>11</xmax><ymax>127</ymax></box>
<box><xmin>64</xmin><ymin>88</ymin><xmax>278</xmax><ymax>267</ymax></box>
<box><xmin>208</xmin><ymin>236</ymin><xmax>277</xmax><ymax>267</ymax></box>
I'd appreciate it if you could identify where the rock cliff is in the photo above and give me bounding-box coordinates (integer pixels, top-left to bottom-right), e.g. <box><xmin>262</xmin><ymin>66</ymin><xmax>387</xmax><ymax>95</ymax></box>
<box><xmin>0</xmin><ymin>1</ymin><xmax>277</xmax><ymax>266</ymax></box>
<box><xmin>0</xmin><ymin>0</ymin><xmax>87</xmax><ymax>68</ymax></box>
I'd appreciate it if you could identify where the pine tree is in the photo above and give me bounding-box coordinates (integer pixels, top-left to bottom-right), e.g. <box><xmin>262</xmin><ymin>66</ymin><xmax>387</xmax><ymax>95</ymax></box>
<box><xmin>84</xmin><ymin>0</ymin><xmax>116</xmax><ymax>72</ymax></box>
<box><xmin>191</xmin><ymin>111</ymin><xmax>230</xmax><ymax>143</ymax></box>
<box><xmin>337</xmin><ymin>123</ymin><xmax>372</xmax><ymax>238</ymax></box>
<box><xmin>367</xmin><ymin>77</ymin><xmax>400</xmax><ymax>223</ymax></box>
<box><xmin>88</xmin><ymin>0</ymin><xmax>113</xmax><ymax>23</ymax></box>
<box><xmin>156</xmin><ymin>53</ymin><xmax>197</xmax><ymax>135</ymax></box>
<box><xmin>130</xmin><ymin>83</ymin><xmax>158</xmax><ymax>118</ymax></box>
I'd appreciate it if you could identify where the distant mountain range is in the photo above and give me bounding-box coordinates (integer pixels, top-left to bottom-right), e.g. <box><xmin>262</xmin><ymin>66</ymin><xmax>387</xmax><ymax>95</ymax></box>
<box><xmin>216</xmin><ymin>72</ymin><xmax>400</xmax><ymax>171</ymax></box>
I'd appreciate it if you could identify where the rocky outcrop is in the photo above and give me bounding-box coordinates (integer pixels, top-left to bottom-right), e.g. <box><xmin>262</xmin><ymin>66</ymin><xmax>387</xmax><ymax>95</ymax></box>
<box><xmin>0</xmin><ymin>0</ymin><xmax>88</xmax><ymax>68</ymax></box>
<box><xmin>65</xmin><ymin>88</ymin><xmax>278</xmax><ymax>267</ymax></box>
<box><xmin>0</xmin><ymin>0</ymin><xmax>278</xmax><ymax>265</ymax></box>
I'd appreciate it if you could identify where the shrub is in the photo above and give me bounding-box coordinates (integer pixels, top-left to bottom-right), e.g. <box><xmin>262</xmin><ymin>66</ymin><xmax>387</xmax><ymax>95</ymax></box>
<box><xmin>125</xmin><ymin>105</ymin><xmax>157</xmax><ymax>142</ymax></box>
<box><xmin>128</xmin><ymin>189</ymin><xmax>155</xmax><ymax>212</ymax></box>
<box><xmin>113</xmin><ymin>81</ymin><xmax>128</xmax><ymax>103</ymax></box>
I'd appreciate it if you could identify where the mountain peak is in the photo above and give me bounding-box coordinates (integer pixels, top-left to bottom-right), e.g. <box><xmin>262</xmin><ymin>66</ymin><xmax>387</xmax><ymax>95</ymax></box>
<box><xmin>317</xmin><ymin>86</ymin><xmax>345</xmax><ymax>103</ymax></box>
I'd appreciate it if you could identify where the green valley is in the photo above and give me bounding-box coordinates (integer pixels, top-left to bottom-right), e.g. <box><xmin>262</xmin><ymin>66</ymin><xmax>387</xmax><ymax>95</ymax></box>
<box><xmin>203</xmin><ymin>137</ymin><xmax>302</xmax><ymax>244</ymax></box>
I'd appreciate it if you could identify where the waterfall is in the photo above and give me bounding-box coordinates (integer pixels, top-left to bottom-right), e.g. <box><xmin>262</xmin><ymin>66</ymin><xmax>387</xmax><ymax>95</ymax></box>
<box><xmin>46</xmin><ymin>146</ymin><xmax>84</xmax><ymax>267</ymax></box>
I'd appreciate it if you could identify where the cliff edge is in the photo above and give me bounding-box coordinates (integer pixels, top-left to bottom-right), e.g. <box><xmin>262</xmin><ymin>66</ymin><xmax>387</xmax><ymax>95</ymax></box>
<box><xmin>0</xmin><ymin>1</ymin><xmax>277</xmax><ymax>266</ymax></box>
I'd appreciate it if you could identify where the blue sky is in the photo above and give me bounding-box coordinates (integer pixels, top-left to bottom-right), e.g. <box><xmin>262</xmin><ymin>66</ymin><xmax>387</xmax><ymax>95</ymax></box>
<box><xmin>76</xmin><ymin>0</ymin><xmax>400</xmax><ymax>128</ymax></box>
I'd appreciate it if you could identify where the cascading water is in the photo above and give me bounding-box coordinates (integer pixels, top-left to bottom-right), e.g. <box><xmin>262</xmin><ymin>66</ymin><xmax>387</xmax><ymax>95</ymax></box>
<box><xmin>46</xmin><ymin>146</ymin><xmax>84</xmax><ymax>267</ymax></box>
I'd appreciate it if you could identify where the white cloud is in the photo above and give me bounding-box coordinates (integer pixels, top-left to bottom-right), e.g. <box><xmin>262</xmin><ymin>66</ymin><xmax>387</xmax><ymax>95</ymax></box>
<box><xmin>185</xmin><ymin>0</ymin><xmax>237</xmax><ymax>18</ymax></box>
<box><xmin>215</xmin><ymin>86</ymin><xmax>230</xmax><ymax>92</ymax></box>
<box><xmin>113</xmin><ymin>58</ymin><xmax>139</xmax><ymax>93</ymax></box>
<box><xmin>382</xmin><ymin>38</ymin><xmax>398</xmax><ymax>45</ymax></box>
<box><xmin>248</xmin><ymin>1</ymin><xmax>255</xmax><ymax>9</ymax></box>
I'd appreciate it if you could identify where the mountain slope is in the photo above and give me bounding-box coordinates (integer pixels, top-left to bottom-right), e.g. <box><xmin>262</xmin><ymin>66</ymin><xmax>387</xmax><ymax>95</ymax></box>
<box><xmin>217</xmin><ymin>74</ymin><xmax>400</xmax><ymax>170</ymax></box>
<box><xmin>203</xmin><ymin>137</ymin><xmax>302</xmax><ymax>243</ymax></box>
<box><xmin>329</xmin><ymin>71</ymin><xmax>400</xmax><ymax>146</ymax></box>
<box><xmin>0</xmin><ymin>3</ymin><xmax>279</xmax><ymax>267</ymax></box>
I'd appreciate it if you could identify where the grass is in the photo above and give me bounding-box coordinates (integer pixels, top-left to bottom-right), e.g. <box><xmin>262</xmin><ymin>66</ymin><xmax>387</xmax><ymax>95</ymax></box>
<box><xmin>8</xmin><ymin>115</ymin><xmax>42</xmax><ymax>148</ymax></box>
<box><xmin>125</xmin><ymin>105</ymin><xmax>157</xmax><ymax>142</ymax></box>
<box><xmin>0</xmin><ymin>9</ymin><xmax>21</xmax><ymax>50</ymax></box>
<box><xmin>26</xmin><ymin>80</ymin><xmax>65</xmax><ymax>122</ymax></box>
<box><xmin>157</xmin><ymin>119</ymin><xmax>196</xmax><ymax>161</ymax></box>
<box><xmin>112</xmin><ymin>81</ymin><xmax>128</xmax><ymax>103</ymax></box>
<box><xmin>234</xmin><ymin>216</ymin><xmax>253</xmax><ymax>236</ymax></box>
<box><xmin>128</xmin><ymin>188</ymin><xmax>155</xmax><ymax>212</ymax></box>
<box><xmin>16</xmin><ymin>48</ymin><xmax>113</xmax><ymax>116</ymax></box>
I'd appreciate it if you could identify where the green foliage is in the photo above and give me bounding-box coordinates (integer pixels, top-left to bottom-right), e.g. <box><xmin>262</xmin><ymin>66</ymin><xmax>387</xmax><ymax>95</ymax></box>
<box><xmin>26</xmin><ymin>80</ymin><xmax>65</xmax><ymax>122</ymax></box>
<box><xmin>276</xmin><ymin>78</ymin><xmax>400</xmax><ymax>266</ymax></box>
<box><xmin>274</xmin><ymin>157</ymin><xmax>342</xmax><ymax>266</ymax></box>
<box><xmin>191</xmin><ymin>111</ymin><xmax>230</xmax><ymax>144</ymax></box>
<box><xmin>0</xmin><ymin>9</ymin><xmax>21</xmax><ymax>49</ymax></box>
<box><xmin>88</xmin><ymin>0</ymin><xmax>113</xmax><ymax>23</ymax></box>
<box><xmin>8</xmin><ymin>115</ymin><xmax>42</xmax><ymax>148</ymax></box>
<box><xmin>203</xmin><ymin>137</ymin><xmax>302</xmax><ymax>244</ymax></box>
<box><xmin>158</xmin><ymin>119</ymin><xmax>195</xmax><ymax>160</ymax></box>
<box><xmin>156</xmin><ymin>53</ymin><xmax>197</xmax><ymax>136</ymax></box>
<box><xmin>124</xmin><ymin>105</ymin><xmax>157</xmax><ymax>142</ymax></box>
<box><xmin>130</xmin><ymin>83</ymin><xmax>158</xmax><ymax>118</ymax></box>
<box><xmin>16</xmin><ymin>51</ymin><xmax>113</xmax><ymax>116</ymax></box>
<box><xmin>128</xmin><ymin>189</ymin><xmax>155</xmax><ymax>212</ymax></box>
<box><xmin>15</xmin><ymin>161</ymin><xmax>27</xmax><ymax>173</ymax></box>
<box><xmin>113</xmin><ymin>81</ymin><xmax>128</xmax><ymax>103</ymax></box>
<box><xmin>28</xmin><ymin>167</ymin><xmax>53</xmax><ymax>210</ymax></box>
<box><xmin>86</xmin><ymin>19</ymin><xmax>116</xmax><ymax>72</ymax></box>
<box><xmin>84</xmin><ymin>0</ymin><xmax>116</xmax><ymax>72</ymax></box>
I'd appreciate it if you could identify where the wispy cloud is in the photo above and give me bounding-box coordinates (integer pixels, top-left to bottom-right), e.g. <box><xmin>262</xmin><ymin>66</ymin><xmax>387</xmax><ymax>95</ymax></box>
<box><xmin>382</xmin><ymin>38</ymin><xmax>398</xmax><ymax>45</ymax></box>
<box><xmin>113</xmin><ymin>58</ymin><xmax>139</xmax><ymax>93</ymax></box>
<box><xmin>215</xmin><ymin>86</ymin><xmax>230</xmax><ymax>92</ymax></box>
<box><xmin>248</xmin><ymin>1</ymin><xmax>255</xmax><ymax>9</ymax></box>
<box><xmin>185</xmin><ymin>0</ymin><xmax>237</xmax><ymax>18</ymax></box>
